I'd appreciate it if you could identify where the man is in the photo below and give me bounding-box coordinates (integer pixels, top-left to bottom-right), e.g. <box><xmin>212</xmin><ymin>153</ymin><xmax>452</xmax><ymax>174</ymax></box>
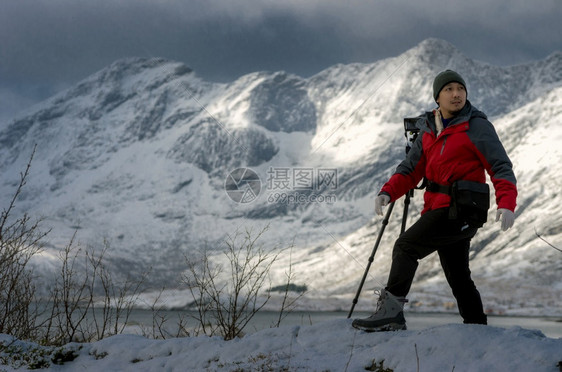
<box><xmin>352</xmin><ymin>70</ymin><xmax>517</xmax><ymax>331</ymax></box>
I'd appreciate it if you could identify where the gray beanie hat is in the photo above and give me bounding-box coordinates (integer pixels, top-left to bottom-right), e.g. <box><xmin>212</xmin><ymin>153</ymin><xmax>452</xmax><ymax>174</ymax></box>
<box><xmin>433</xmin><ymin>70</ymin><xmax>466</xmax><ymax>101</ymax></box>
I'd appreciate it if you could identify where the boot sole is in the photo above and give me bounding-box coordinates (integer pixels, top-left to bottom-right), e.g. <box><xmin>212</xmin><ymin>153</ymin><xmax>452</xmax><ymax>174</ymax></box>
<box><xmin>352</xmin><ymin>322</ymin><xmax>407</xmax><ymax>332</ymax></box>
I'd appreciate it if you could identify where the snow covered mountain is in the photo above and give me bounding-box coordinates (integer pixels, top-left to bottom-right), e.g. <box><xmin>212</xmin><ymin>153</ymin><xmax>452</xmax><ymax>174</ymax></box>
<box><xmin>1</xmin><ymin>38</ymin><xmax>561</xmax><ymax>314</ymax></box>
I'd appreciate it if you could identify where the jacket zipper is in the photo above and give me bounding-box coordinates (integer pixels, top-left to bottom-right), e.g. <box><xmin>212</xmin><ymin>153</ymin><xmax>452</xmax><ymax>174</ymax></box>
<box><xmin>440</xmin><ymin>135</ymin><xmax>448</xmax><ymax>155</ymax></box>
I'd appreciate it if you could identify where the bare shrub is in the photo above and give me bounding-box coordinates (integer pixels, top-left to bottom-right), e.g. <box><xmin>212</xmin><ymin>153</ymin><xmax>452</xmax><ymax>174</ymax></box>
<box><xmin>138</xmin><ymin>287</ymin><xmax>176</xmax><ymax>340</ymax></box>
<box><xmin>0</xmin><ymin>147</ymin><xmax>48</xmax><ymax>340</ymax></box>
<box><xmin>41</xmin><ymin>237</ymin><xmax>146</xmax><ymax>345</ymax></box>
<box><xmin>183</xmin><ymin>226</ymin><xmax>287</xmax><ymax>340</ymax></box>
<box><xmin>88</xmin><ymin>240</ymin><xmax>146</xmax><ymax>340</ymax></box>
<box><xmin>42</xmin><ymin>234</ymin><xmax>95</xmax><ymax>344</ymax></box>
<box><xmin>271</xmin><ymin>246</ymin><xmax>305</xmax><ymax>328</ymax></box>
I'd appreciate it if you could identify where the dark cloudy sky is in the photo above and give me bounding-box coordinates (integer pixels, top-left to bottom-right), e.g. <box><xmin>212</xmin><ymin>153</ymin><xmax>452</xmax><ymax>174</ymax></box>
<box><xmin>1</xmin><ymin>0</ymin><xmax>561</xmax><ymax>123</ymax></box>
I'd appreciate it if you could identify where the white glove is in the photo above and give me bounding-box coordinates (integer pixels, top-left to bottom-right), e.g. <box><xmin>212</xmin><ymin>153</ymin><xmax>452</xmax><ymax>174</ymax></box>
<box><xmin>496</xmin><ymin>209</ymin><xmax>515</xmax><ymax>231</ymax></box>
<box><xmin>375</xmin><ymin>194</ymin><xmax>391</xmax><ymax>216</ymax></box>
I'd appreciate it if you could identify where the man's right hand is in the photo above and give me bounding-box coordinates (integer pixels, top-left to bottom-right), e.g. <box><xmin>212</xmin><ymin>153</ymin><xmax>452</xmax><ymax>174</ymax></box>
<box><xmin>375</xmin><ymin>194</ymin><xmax>391</xmax><ymax>216</ymax></box>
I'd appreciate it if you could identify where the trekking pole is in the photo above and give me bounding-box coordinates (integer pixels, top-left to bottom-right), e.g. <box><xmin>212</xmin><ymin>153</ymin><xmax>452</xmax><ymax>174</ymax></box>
<box><xmin>400</xmin><ymin>189</ymin><xmax>413</xmax><ymax>234</ymax></box>
<box><xmin>347</xmin><ymin>200</ymin><xmax>396</xmax><ymax>318</ymax></box>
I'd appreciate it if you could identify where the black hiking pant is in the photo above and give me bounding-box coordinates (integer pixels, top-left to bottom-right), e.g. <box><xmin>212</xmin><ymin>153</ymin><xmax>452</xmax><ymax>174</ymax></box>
<box><xmin>386</xmin><ymin>207</ymin><xmax>487</xmax><ymax>325</ymax></box>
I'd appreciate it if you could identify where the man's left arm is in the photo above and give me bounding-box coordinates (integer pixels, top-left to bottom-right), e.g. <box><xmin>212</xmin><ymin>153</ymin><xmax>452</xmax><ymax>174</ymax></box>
<box><xmin>469</xmin><ymin>118</ymin><xmax>518</xmax><ymax>230</ymax></box>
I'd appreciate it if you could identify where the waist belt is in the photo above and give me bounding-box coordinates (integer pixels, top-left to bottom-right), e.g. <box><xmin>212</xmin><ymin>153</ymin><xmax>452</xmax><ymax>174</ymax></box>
<box><xmin>426</xmin><ymin>180</ymin><xmax>451</xmax><ymax>195</ymax></box>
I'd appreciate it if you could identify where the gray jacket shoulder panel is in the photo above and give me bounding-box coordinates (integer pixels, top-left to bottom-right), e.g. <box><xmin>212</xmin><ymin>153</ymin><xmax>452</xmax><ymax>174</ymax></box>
<box><xmin>466</xmin><ymin>115</ymin><xmax>517</xmax><ymax>185</ymax></box>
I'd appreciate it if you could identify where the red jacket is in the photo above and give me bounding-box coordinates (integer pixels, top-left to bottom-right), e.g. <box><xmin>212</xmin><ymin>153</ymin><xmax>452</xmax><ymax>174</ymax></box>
<box><xmin>381</xmin><ymin>101</ymin><xmax>517</xmax><ymax>214</ymax></box>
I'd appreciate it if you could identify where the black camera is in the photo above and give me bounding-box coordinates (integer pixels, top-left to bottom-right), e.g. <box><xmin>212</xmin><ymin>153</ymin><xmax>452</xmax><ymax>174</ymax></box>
<box><xmin>403</xmin><ymin>116</ymin><xmax>427</xmax><ymax>190</ymax></box>
<box><xmin>403</xmin><ymin>116</ymin><xmax>423</xmax><ymax>154</ymax></box>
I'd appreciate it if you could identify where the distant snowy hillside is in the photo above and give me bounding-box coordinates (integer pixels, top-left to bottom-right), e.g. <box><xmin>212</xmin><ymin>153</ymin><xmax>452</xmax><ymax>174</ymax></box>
<box><xmin>0</xmin><ymin>38</ymin><xmax>561</xmax><ymax>314</ymax></box>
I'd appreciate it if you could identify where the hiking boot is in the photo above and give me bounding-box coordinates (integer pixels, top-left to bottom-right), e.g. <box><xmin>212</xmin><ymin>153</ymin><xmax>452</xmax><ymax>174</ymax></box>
<box><xmin>352</xmin><ymin>289</ymin><xmax>408</xmax><ymax>332</ymax></box>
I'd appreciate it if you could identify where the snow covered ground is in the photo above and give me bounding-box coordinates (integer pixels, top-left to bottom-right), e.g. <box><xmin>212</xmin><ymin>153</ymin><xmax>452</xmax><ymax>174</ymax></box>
<box><xmin>1</xmin><ymin>319</ymin><xmax>561</xmax><ymax>371</ymax></box>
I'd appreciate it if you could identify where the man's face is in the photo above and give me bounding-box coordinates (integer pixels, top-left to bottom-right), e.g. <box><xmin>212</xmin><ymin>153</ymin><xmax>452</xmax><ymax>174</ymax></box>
<box><xmin>436</xmin><ymin>82</ymin><xmax>466</xmax><ymax>119</ymax></box>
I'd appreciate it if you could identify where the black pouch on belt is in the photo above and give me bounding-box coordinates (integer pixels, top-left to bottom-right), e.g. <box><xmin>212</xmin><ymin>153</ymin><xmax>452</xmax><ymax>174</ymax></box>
<box><xmin>448</xmin><ymin>180</ymin><xmax>490</xmax><ymax>228</ymax></box>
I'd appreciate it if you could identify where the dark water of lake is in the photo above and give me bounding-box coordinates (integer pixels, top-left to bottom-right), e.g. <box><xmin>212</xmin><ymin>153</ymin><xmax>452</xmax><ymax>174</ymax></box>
<box><xmin>124</xmin><ymin>309</ymin><xmax>562</xmax><ymax>339</ymax></box>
